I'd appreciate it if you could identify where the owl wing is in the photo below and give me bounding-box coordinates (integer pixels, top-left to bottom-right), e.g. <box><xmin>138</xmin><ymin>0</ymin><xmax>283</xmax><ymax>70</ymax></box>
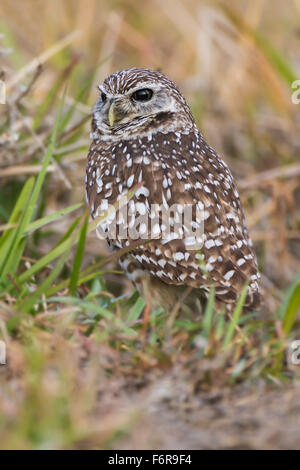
<box><xmin>86</xmin><ymin>130</ymin><xmax>260</xmax><ymax>308</ymax></box>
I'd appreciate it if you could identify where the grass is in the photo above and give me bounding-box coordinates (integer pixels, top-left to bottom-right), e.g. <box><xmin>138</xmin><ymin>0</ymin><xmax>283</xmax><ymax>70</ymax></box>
<box><xmin>0</xmin><ymin>0</ymin><xmax>300</xmax><ymax>450</ymax></box>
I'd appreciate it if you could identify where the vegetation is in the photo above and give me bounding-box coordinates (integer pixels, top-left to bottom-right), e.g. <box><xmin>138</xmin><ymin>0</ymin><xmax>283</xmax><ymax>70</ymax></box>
<box><xmin>0</xmin><ymin>0</ymin><xmax>299</xmax><ymax>449</ymax></box>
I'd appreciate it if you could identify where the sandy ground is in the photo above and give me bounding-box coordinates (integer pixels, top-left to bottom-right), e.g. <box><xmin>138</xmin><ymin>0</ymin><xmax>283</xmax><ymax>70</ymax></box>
<box><xmin>93</xmin><ymin>365</ymin><xmax>300</xmax><ymax>450</ymax></box>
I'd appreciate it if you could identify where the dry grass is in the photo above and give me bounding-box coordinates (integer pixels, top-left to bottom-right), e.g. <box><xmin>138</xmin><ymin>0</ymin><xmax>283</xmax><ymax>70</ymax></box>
<box><xmin>0</xmin><ymin>0</ymin><xmax>300</xmax><ymax>449</ymax></box>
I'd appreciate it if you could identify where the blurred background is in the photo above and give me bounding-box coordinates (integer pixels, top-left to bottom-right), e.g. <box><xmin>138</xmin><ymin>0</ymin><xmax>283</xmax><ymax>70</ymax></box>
<box><xmin>1</xmin><ymin>0</ymin><xmax>299</xmax><ymax>305</ymax></box>
<box><xmin>0</xmin><ymin>0</ymin><xmax>300</xmax><ymax>450</ymax></box>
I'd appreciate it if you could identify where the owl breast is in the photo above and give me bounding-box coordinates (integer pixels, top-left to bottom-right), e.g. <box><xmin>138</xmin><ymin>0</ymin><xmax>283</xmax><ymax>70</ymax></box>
<box><xmin>86</xmin><ymin>126</ymin><xmax>261</xmax><ymax>310</ymax></box>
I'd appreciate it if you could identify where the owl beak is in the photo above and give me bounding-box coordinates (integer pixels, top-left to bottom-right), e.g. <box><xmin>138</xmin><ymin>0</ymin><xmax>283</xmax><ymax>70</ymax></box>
<box><xmin>108</xmin><ymin>101</ymin><xmax>115</xmax><ymax>127</ymax></box>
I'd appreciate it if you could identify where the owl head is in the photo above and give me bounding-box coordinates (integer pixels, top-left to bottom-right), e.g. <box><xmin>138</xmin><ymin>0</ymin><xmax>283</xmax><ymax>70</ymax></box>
<box><xmin>93</xmin><ymin>68</ymin><xmax>194</xmax><ymax>138</ymax></box>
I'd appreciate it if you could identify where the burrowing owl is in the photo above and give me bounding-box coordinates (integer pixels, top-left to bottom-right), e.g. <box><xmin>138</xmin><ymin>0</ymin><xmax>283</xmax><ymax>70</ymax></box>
<box><xmin>86</xmin><ymin>68</ymin><xmax>260</xmax><ymax>311</ymax></box>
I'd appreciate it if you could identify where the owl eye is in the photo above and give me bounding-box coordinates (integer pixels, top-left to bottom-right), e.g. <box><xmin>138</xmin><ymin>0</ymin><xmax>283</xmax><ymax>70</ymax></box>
<box><xmin>131</xmin><ymin>88</ymin><xmax>153</xmax><ymax>102</ymax></box>
<box><xmin>101</xmin><ymin>92</ymin><xmax>107</xmax><ymax>103</ymax></box>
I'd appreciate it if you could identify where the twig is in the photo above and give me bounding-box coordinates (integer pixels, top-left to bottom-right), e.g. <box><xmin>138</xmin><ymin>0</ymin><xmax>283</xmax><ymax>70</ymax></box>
<box><xmin>0</xmin><ymin>164</ymin><xmax>55</xmax><ymax>177</ymax></box>
<box><xmin>58</xmin><ymin>113</ymin><xmax>91</xmax><ymax>142</ymax></box>
<box><xmin>6</xmin><ymin>274</ymin><xmax>21</xmax><ymax>292</ymax></box>
<box><xmin>239</xmin><ymin>163</ymin><xmax>300</xmax><ymax>189</ymax></box>
<box><xmin>14</xmin><ymin>65</ymin><xmax>43</xmax><ymax>107</ymax></box>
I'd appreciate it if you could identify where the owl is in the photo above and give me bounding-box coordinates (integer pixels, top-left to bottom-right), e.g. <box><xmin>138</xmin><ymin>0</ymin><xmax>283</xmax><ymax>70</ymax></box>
<box><xmin>86</xmin><ymin>68</ymin><xmax>261</xmax><ymax>312</ymax></box>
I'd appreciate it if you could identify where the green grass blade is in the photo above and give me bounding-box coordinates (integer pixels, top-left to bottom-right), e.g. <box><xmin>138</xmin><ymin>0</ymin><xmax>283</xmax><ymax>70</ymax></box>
<box><xmin>45</xmin><ymin>270</ymin><xmax>121</xmax><ymax>298</ymax></box>
<box><xmin>202</xmin><ymin>286</ymin><xmax>215</xmax><ymax>338</ymax></box>
<box><xmin>9</xmin><ymin>216</ymin><xmax>81</xmax><ymax>298</ymax></box>
<box><xmin>127</xmin><ymin>297</ymin><xmax>145</xmax><ymax>322</ymax></box>
<box><xmin>280</xmin><ymin>270</ymin><xmax>300</xmax><ymax>335</ymax></box>
<box><xmin>255</xmin><ymin>32</ymin><xmax>297</xmax><ymax>85</ymax></box>
<box><xmin>18</xmin><ymin>251</ymin><xmax>70</xmax><ymax>313</ymax></box>
<box><xmin>222</xmin><ymin>5</ymin><xmax>297</xmax><ymax>87</ymax></box>
<box><xmin>8</xmin><ymin>185</ymin><xmax>138</xmax><ymax>292</ymax></box>
<box><xmin>54</xmin><ymin>216</ymin><xmax>82</xmax><ymax>247</ymax></box>
<box><xmin>69</xmin><ymin>214</ymin><xmax>89</xmax><ymax>296</ymax></box>
<box><xmin>0</xmin><ymin>20</ymin><xmax>25</xmax><ymax>69</ymax></box>
<box><xmin>26</xmin><ymin>91</ymin><xmax>66</xmax><ymax>222</ymax></box>
<box><xmin>0</xmin><ymin>92</ymin><xmax>65</xmax><ymax>285</ymax></box>
<box><xmin>15</xmin><ymin>231</ymin><xmax>73</xmax><ymax>287</ymax></box>
<box><xmin>223</xmin><ymin>283</ymin><xmax>248</xmax><ymax>351</ymax></box>
<box><xmin>0</xmin><ymin>177</ymin><xmax>35</xmax><ymax>265</ymax></box>
<box><xmin>49</xmin><ymin>297</ymin><xmax>137</xmax><ymax>337</ymax></box>
<box><xmin>5</xmin><ymin>239</ymin><xmax>26</xmax><ymax>287</ymax></box>
<box><xmin>25</xmin><ymin>203</ymin><xmax>82</xmax><ymax>235</ymax></box>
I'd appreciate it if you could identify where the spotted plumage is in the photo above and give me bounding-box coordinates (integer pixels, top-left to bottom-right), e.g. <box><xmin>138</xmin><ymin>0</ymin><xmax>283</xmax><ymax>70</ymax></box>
<box><xmin>86</xmin><ymin>67</ymin><xmax>261</xmax><ymax>311</ymax></box>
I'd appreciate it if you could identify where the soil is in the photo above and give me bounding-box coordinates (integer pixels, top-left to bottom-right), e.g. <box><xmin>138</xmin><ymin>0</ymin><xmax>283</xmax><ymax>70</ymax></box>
<box><xmin>94</xmin><ymin>365</ymin><xmax>300</xmax><ymax>450</ymax></box>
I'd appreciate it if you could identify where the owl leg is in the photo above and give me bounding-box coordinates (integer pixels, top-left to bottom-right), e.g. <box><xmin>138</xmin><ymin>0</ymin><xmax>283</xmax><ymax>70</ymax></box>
<box><xmin>138</xmin><ymin>275</ymin><xmax>209</xmax><ymax>315</ymax></box>
<box><xmin>119</xmin><ymin>254</ymin><xmax>209</xmax><ymax>314</ymax></box>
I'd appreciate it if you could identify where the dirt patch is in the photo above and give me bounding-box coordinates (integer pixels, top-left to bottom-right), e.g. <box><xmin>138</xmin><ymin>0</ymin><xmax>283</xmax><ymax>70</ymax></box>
<box><xmin>93</xmin><ymin>365</ymin><xmax>300</xmax><ymax>449</ymax></box>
